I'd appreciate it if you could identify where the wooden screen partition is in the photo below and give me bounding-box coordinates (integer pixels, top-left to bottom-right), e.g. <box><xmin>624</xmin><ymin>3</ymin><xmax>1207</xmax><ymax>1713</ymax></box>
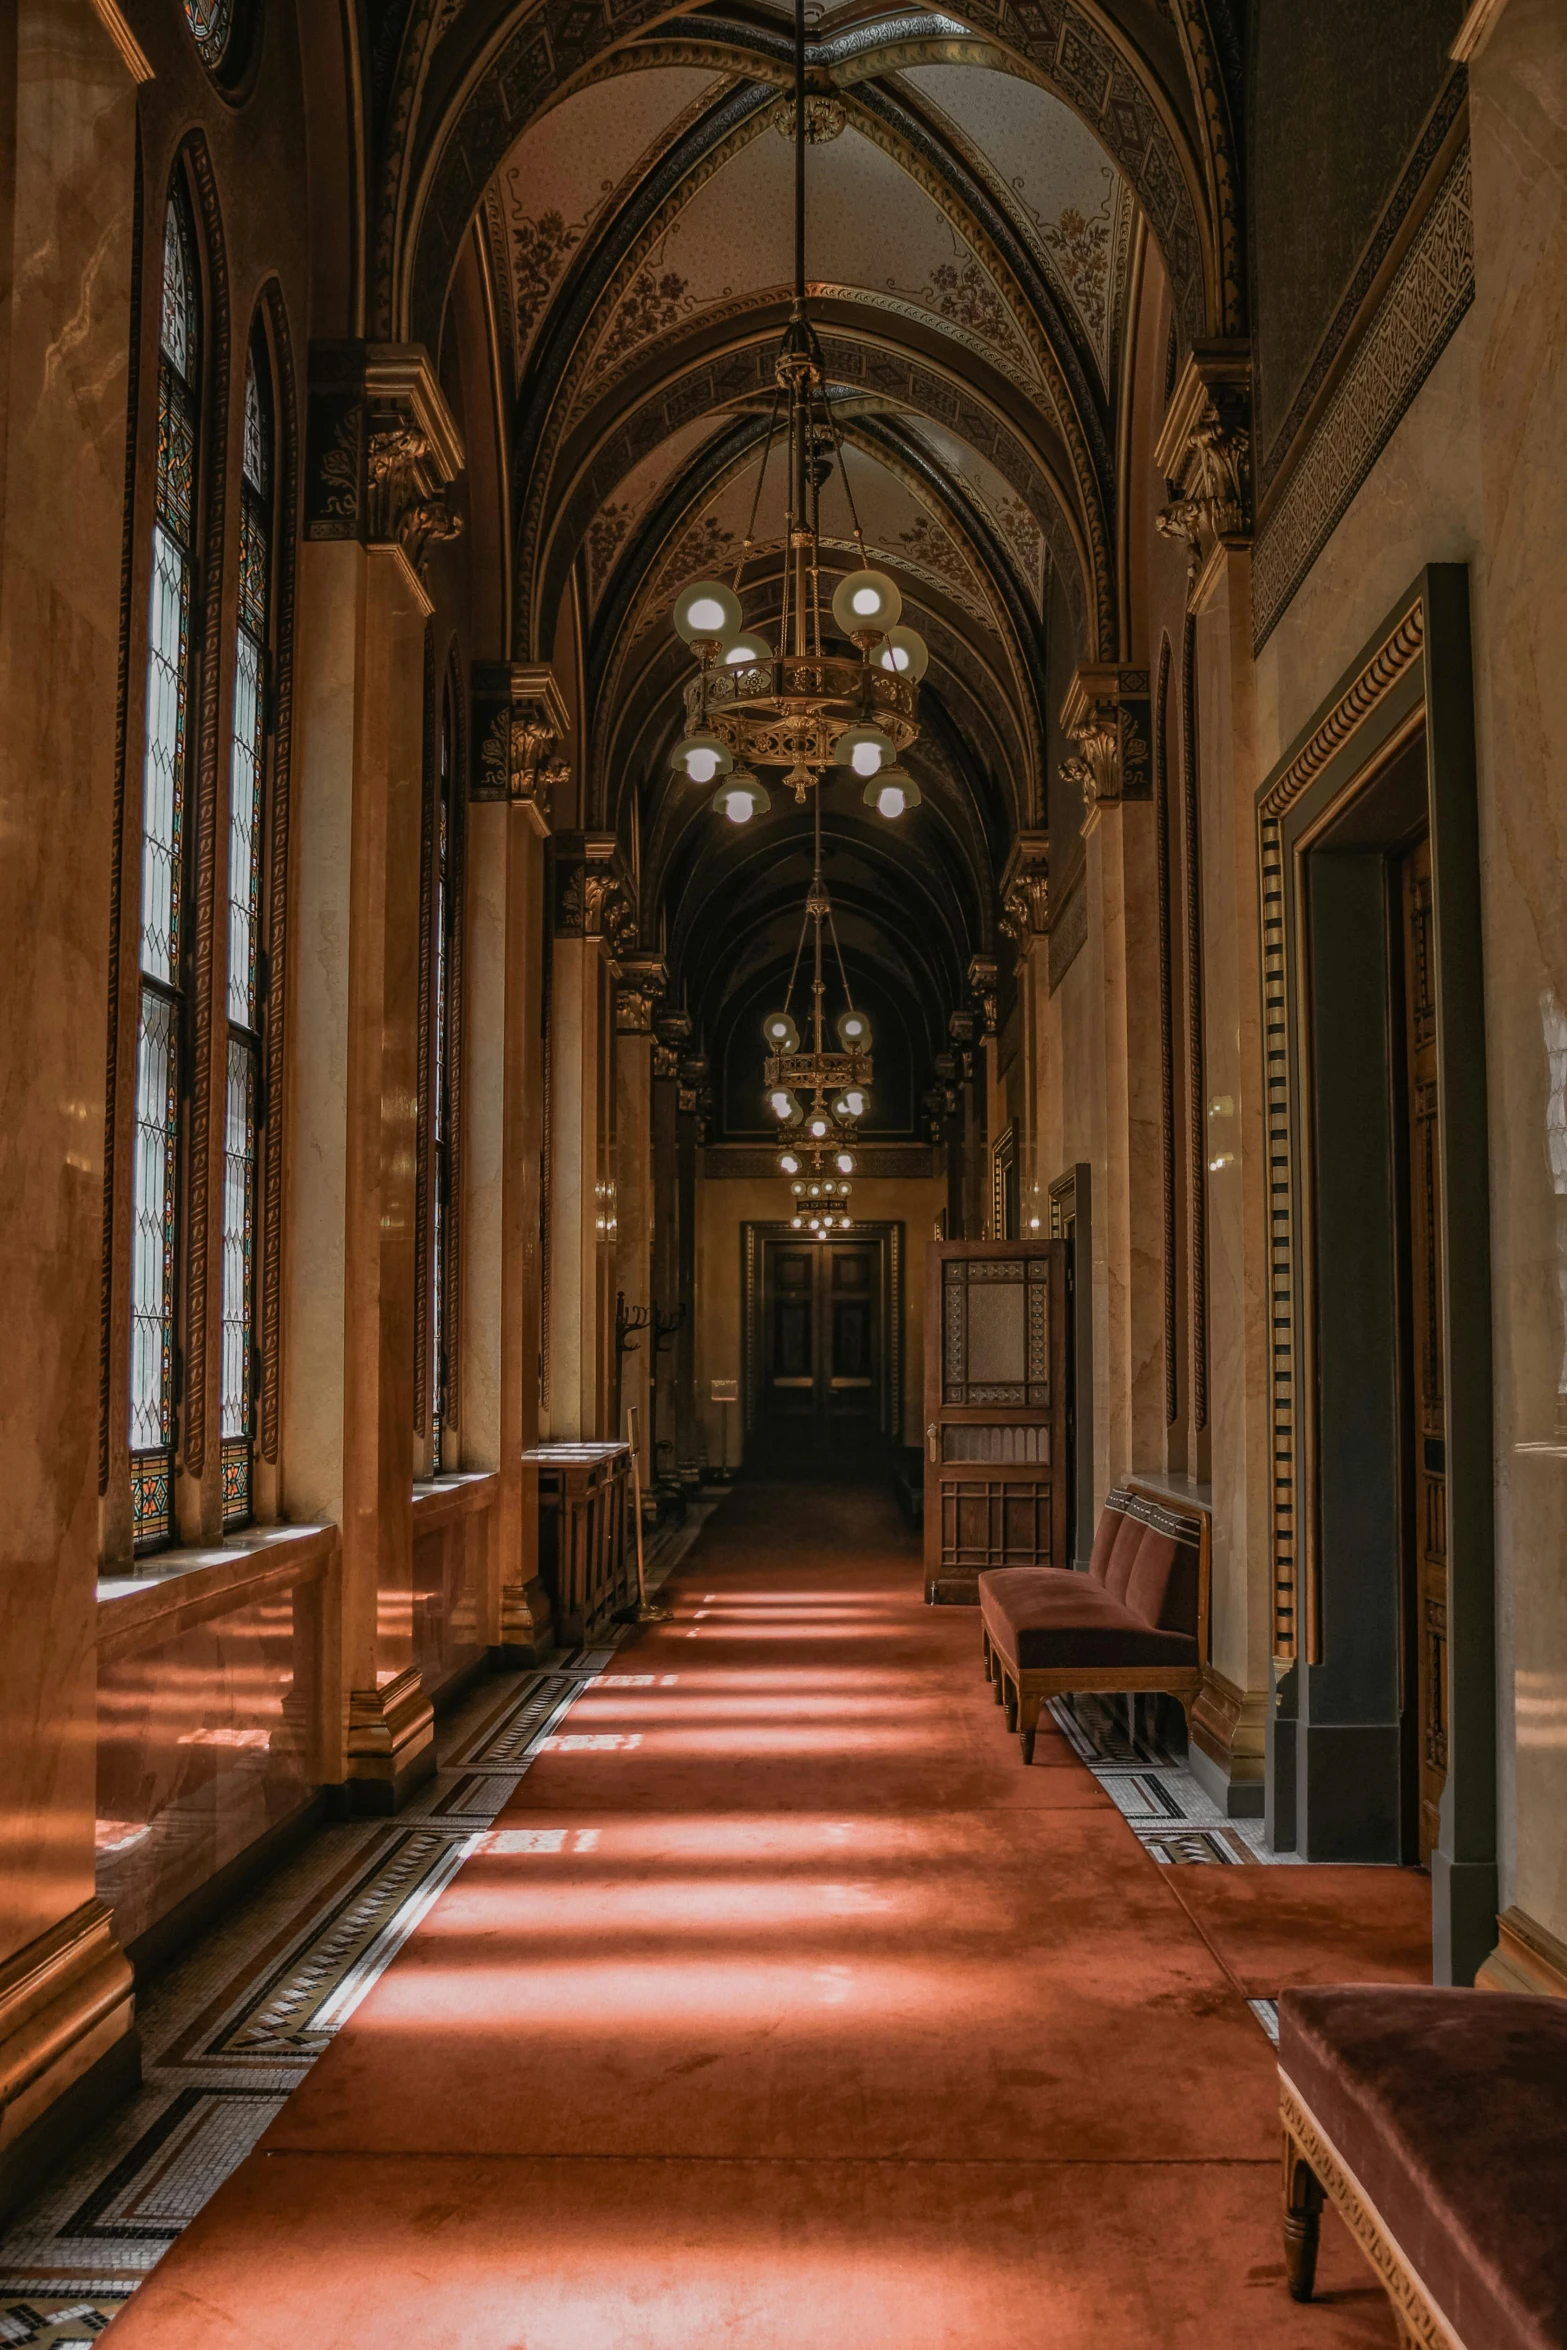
<box><xmin>923</xmin><ymin>1240</ymin><xmax>1069</xmax><ymax>1604</ymax></box>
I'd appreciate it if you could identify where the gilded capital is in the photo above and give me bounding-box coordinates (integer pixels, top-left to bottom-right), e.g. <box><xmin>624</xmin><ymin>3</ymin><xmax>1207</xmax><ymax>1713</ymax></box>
<box><xmin>999</xmin><ymin>831</ymin><xmax>1050</xmax><ymax>966</ymax></box>
<box><xmin>1059</xmin><ymin>666</ymin><xmax>1151</xmax><ymax>825</ymax></box>
<box><xmin>1153</xmin><ymin>340</ymin><xmax>1251</xmax><ymax>575</ymax></box>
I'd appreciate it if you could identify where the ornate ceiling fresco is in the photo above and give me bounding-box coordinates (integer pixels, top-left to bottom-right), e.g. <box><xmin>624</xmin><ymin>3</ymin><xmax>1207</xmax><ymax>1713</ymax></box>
<box><xmin>365</xmin><ymin>0</ymin><xmax>1244</xmax><ymax>1133</ymax></box>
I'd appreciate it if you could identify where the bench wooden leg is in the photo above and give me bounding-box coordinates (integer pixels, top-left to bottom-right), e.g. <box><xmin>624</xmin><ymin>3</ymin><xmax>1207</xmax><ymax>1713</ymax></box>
<box><xmin>1282</xmin><ymin>2131</ymin><xmax>1324</xmax><ymax>2302</ymax></box>
<box><xmin>1017</xmin><ymin>1692</ymin><xmax>1042</xmax><ymax>1765</ymax></box>
<box><xmin>1001</xmin><ymin>1673</ymin><xmax>1019</xmax><ymax>1732</ymax></box>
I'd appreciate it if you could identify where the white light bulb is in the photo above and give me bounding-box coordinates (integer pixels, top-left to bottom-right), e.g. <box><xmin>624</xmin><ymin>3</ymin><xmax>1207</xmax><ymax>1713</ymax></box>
<box><xmin>687</xmin><ymin>596</ymin><xmax>726</xmax><ymax>633</ymax></box>
<box><xmin>770</xmin><ymin>1089</ymin><xmax>792</xmax><ymax>1119</ymax></box>
<box><xmin>876</xmin><ymin>783</ymin><xmax>907</xmax><ymax>819</ymax></box>
<box><xmin>851</xmin><ymin>742</ymin><xmax>883</xmax><ymax>776</ymax></box>
<box><xmin>836</xmin><ymin>1152</ymin><xmax>853</xmax><ymax>1173</ymax></box>
<box><xmin>886</xmin><ymin>644</ymin><xmax>910</xmax><ymax>671</ymax></box>
<box><xmin>852</xmin><ymin>587</ymin><xmax>880</xmax><ymax>615</ymax></box>
<box><xmin>686</xmin><ymin>747</ymin><xmax>720</xmax><ymax>784</ymax></box>
<box><xmin>844</xmin><ymin>1089</ymin><xmax>865</xmax><ymax>1117</ymax></box>
<box><xmin>722</xmin><ymin>789</ymin><xmax>754</xmax><ymax>823</ymax></box>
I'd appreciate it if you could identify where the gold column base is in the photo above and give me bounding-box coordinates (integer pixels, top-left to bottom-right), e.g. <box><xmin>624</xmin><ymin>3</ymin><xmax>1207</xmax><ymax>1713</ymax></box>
<box><xmin>1476</xmin><ymin>1904</ymin><xmax>1567</xmax><ymax>1999</ymax></box>
<box><xmin>1190</xmin><ymin>1666</ymin><xmax>1269</xmax><ymax>1794</ymax></box>
<box><xmin>0</xmin><ymin>1899</ymin><xmax>136</xmax><ymax>2168</ymax></box>
<box><xmin>345</xmin><ymin>1664</ymin><xmax>435</xmax><ymax>1813</ymax></box>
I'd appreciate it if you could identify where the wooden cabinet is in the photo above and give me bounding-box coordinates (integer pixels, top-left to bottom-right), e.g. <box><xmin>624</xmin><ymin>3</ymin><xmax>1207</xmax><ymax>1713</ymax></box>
<box><xmin>522</xmin><ymin>1442</ymin><xmax>634</xmax><ymax>1647</ymax></box>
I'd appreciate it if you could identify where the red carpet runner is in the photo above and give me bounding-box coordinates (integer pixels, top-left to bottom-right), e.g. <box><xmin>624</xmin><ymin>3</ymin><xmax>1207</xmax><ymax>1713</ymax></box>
<box><xmin>108</xmin><ymin>1481</ymin><xmax>1404</xmax><ymax>2346</ymax></box>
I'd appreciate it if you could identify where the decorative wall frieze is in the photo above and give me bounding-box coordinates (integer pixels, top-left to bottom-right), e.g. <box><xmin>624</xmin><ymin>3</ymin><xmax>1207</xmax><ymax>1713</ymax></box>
<box><xmin>551</xmin><ymin>830</ymin><xmax>635</xmax><ymax>951</ymax></box>
<box><xmin>470</xmin><ymin>662</ymin><xmax>569</xmax><ymax>834</ymax></box>
<box><xmin>1060</xmin><ymin>665</ymin><xmax>1151</xmax><ymax>828</ymax></box>
<box><xmin>998</xmin><ymin>831</ymin><xmax>1050</xmax><ymax>968</ymax></box>
<box><xmin>1154</xmin><ymin>340</ymin><xmax>1252</xmax><ymax>584</ymax></box>
<box><xmin>1252</xmin><ymin>142</ymin><xmax>1473</xmax><ymax>651</ymax></box>
<box><xmin>615</xmin><ymin>953</ymin><xmax>669</xmax><ymax>1034</ymax></box>
<box><xmin>304</xmin><ymin>342</ymin><xmax>465</xmax><ymax>581</ymax></box>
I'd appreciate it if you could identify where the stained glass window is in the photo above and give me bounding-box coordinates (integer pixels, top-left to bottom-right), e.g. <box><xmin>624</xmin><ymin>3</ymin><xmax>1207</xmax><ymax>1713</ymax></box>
<box><xmin>131</xmin><ymin>185</ymin><xmax>200</xmax><ymax>1549</ymax></box>
<box><xmin>184</xmin><ymin>0</ymin><xmax>236</xmax><ymax>69</ymax></box>
<box><xmin>221</xmin><ymin>337</ymin><xmax>273</xmax><ymax>1528</ymax></box>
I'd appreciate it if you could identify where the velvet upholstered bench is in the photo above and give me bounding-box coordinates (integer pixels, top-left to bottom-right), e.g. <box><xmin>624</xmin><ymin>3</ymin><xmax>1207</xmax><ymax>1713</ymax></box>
<box><xmin>1279</xmin><ymin>1986</ymin><xmax>1567</xmax><ymax>2350</ymax></box>
<box><xmin>977</xmin><ymin>1486</ymin><xmax>1206</xmax><ymax>1763</ymax></box>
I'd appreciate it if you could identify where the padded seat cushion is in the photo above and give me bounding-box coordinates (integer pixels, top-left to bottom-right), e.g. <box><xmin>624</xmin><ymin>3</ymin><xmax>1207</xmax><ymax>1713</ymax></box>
<box><xmin>1279</xmin><ymin>1986</ymin><xmax>1567</xmax><ymax>2350</ymax></box>
<box><xmin>978</xmin><ymin>1566</ymin><xmax>1199</xmax><ymax>1671</ymax></box>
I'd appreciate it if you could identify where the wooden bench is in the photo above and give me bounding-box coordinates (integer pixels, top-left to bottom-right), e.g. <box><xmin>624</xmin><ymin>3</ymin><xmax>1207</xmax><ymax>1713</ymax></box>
<box><xmin>1279</xmin><ymin>1984</ymin><xmax>1567</xmax><ymax>2349</ymax></box>
<box><xmin>978</xmin><ymin>1486</ymin><xmax>1207</xmax><ymax>1763</ymax></box>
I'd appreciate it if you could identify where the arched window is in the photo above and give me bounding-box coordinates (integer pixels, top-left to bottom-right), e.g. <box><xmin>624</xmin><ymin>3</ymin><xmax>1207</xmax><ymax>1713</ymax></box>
<box><xmin>130</xmin><ymin>184</ymin><xmax>201</xmax><ymax>1547</ymax></box>
<box><xmin>220</xmin><ymin>331</ymin><xmax>274</xmax><ymax>1526</ymax></box>
<box><xmin>184</xmin><ymin>0</ymin><xmax>236</xmax><ymax>69</ymax></box>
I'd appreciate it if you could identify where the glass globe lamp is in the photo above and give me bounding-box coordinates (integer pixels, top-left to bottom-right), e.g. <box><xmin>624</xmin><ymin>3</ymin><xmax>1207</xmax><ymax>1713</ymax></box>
<box><xmin>834</xmin><ymin>724</ymin><xmax>895</xmax><ymax>778</ymax></box>
<box><xmin>835</xmin><ymin>1150</ymin><xmax>855</xmax><ymax>1174</ymax></box>
<box><xmin>712</xmin><ymin>771</ymin><xmax>770</xmax><ymax>824</ymax></box>
<box><xmin>876</xmin><ymin>624</ymin><xmax>929</xmax><ymax>681</ymax></box>
<box><xmin>864</xmin><ymin>765</ymin><xmax>922</xmax><ymax>819</ymax></box>
<box><xmin>836</xmin><ymin>1008</ymin><xmax>872</xmax><ymax>1050</ymax></box>
<box><xmin>762</xmin><ymin>1010</ymin><xmax>800</xmax><ymax>1053</ymax></box>
<box><xmin>671</xmin><ymin>731</ymin><xmax>733</xmax><ymax>785</ymax></box>
<box><xmin>724</xmin><ymin>630</ymin><xmax>774</xmax><ymax>666</ymax></box>
<box><xmin>832</xmin><ymin>568</ymin><xmax>902</xmax><ymax>640</ymax></box>
<box><xmin>673</xmin><ymin>579</ymin><xmax>742</xmax><ymax>648</ymax></box>
<box><xmin>768</xmin><ymin>1086</ymin><xmax>802</xmax><ymax>1124</ymax></box>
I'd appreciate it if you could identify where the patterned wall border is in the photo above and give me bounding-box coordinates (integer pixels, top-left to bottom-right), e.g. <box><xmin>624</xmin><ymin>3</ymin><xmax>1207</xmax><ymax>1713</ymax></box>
<box><xmin>1254</xmin><ymin>602</ymin><xmax>1426</xmax><ymax>1660</ymax></box>
<box><xmin>1251</xmin><ymin>144</ymin><xmax>1473</xmax><ymax>653</ymax></box>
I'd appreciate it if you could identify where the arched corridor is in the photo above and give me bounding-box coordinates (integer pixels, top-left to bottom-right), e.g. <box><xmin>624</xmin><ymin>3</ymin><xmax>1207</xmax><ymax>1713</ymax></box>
<box><xmin>3</xmin><ymin>0</ymin><xmax>1567</xmax><ymax>2340</ymax></box>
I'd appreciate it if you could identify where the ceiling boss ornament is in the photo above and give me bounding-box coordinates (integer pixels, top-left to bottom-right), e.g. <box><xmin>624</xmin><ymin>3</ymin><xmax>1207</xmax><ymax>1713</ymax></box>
<box><xmin>666</xmin><ymin>0</ymin><xmax>926</xmax><ymax>822</ymax></box>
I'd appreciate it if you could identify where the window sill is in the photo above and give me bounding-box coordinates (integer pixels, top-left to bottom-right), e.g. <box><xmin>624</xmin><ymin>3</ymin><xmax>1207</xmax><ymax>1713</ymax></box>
<box><xmin>98</xmin><ymin>1521</ymin><xmax>335</xmax><ymax>1660</ymax></box>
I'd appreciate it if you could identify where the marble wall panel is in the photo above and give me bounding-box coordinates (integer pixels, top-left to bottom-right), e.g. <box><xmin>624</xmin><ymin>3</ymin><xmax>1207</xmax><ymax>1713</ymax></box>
<box><xmin>411</xmin><ymin>1509</ymin><xmax>489</xmax><ymax>1704</ymax></box>
<box><xmin>1468</xmin><ymin>0</ymin><xmax>1567</xmax><ymax>1950</ymax></box>
<box><xmin>96</xmin><ymin>1581</ymin><xmax>322</xmax><ymax>1951</ymax></box>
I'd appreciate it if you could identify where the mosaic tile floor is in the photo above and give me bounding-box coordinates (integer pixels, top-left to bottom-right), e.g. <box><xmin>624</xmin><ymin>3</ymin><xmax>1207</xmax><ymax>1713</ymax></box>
<box><xmin>1047</xmin><ymin>1690</ymin><xmax>1297</xmax><ymax>1869</ymax></box>
<box><xmin>0</xmin><ymin>1508</ymin><xmax>715</xmax><ymax>2345</ymax></box>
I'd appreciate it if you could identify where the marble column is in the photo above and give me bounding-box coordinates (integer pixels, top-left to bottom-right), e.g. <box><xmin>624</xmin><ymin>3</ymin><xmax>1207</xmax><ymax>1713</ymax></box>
<box><xmin>613</xmin><ymin>957</ymin><xmax>666</xmax><ymax>1471</ymax></box>
<box><xmin>1188</xmin><ymin>544</ymin><xmax>1272</xmax><ymax>1819</ymax></box>
<box><xmin>464</xmin><ymin>665</ymin><xmax>561</xmax><ymax>1653</ymax></box>
<box><xmin>545</xmin><ymin>834</ymin><xmax>627</xmax><ymax>1441</ymax></box>
<box><xmin>0</xmin><ymin>0</ymin><xmax>143</xmax><ymax>2208</ymax></box>
<box><xmin>675</xmin><ymin>1053</ymin><xmax>706</xmax><ymax>1486</ymax></box>
<box><xmin>650</xmin><ymin>1014</ymin><xmax>688</xmax><ymax>1488</ymax></box>
<box><xmin>283</xmin><ymin>346</ymin><xmax>463</xmax><ymax>1808</ymax></box>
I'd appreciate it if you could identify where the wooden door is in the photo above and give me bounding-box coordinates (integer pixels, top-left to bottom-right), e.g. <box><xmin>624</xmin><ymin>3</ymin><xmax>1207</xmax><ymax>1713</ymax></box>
<box><xmin>923</xmin><ymin>1239</ymin><xmax>1069</xmax><ymax>1603</ymax></box>
<box><xmin>759</xmin><ymin>1236</ymin><xmax>885</xmax><ymax>1453</ymax></box>
<box><xmin>1399</xmin><ymin>834</ymin><xmax>1448</xmax><ymax>1863</ymax></box>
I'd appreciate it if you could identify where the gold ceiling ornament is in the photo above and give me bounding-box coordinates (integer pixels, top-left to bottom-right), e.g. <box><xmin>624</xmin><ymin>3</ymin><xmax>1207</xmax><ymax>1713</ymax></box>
<box><xmin>667</xmin><ymin>0</ymin><xmax>926</xmax><ymax>817</ymax></box>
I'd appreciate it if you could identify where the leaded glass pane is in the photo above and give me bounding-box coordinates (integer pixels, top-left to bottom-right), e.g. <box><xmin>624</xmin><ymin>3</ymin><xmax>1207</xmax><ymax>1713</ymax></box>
<box><xmin>221</xmin><ymin>1036</ymin><xmax>256</xmax><ymax>1446</ymax></box>
<box><xmin>156</xmin><ymin>363</ymin><xmax>195</xmax><ymax>540</ymax></box>
<box><xmin>159</xmin><ymin>193</ymin><xmax>196</xmax><ymax>376</ymax></box>
<box><xmin>130</xmin><ymin>988</ymin><xmax>178</xmax><ymax>1454</ymax></box>
<box><xmin>184</xmin><ymin>0</ymin><xmax>236</xmax><ymax>68</ymax></box>
<box><xmin>228</xmin><ymin>629</ymin><xmax>263</xmax><ymax>1025</ymax></box>
<box><xmin>141</xmin><ymin>522</ymin><xmax>190</xmax><ymax>984</ymax></box>
<box><xmin>242</xmin><ymin>349</ymin><xmax>269</xmax><ymax>495</ymax></box>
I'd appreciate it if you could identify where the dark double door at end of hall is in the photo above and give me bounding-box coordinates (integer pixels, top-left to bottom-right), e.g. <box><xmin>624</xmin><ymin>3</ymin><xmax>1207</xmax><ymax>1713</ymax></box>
<box><xmin>758</xmin><ymin>1237</ymin><xmax>885</xmax><ymax>1455</ymax></box>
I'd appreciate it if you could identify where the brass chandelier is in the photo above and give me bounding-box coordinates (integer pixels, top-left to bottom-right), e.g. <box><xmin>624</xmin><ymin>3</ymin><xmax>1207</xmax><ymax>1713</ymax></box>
<box><xmin>763</xmin><ymin>801</ymin><xmax>870</xmax><ymax>1227</ymax></box>
<box><xmin>666</xmin><ymin>0</ymin><xmax>927</xmax><ymax>823</ymax></box>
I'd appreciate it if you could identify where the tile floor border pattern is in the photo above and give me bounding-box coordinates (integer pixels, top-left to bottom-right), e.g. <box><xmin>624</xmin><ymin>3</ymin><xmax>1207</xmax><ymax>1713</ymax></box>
<box><xmin>1047</xmin><ymin>1695</ymin><xmax>1300</xmax><ymax>1870</ymax></box>
<box><xmin>0</xmin><ymin>1512</ymin><xmax>729</xmax><ymax>2345</ymax></box>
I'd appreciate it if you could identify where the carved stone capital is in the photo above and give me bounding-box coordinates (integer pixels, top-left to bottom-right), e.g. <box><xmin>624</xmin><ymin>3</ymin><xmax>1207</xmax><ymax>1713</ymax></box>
<box><xmin>552</xmin><ymin>831</ymin><xmax>636</xmax><ymax>948</ymax></box>
<box><xmin>967</xmin><ymin>954</ymin><xmax>999</xmax><ymax>1037</ymax></box>
<box><xmin>304</xmin><ymin>343</ymin><xmax>465</xmax><ymax>582</ymax></box>
<box><xmin>471</xmin><ymin>663</ymin><xmax>570</xmax><ymax>834</ymax></box>
<box><xmin>616</xmin><ymin>953</ymin><xmax>669</xmax><ymax>1035</ymax></box>
<box><xmin>1154</xmin><ymin>340</ymin><xmax>1252</xmax><ymax>572</ymax></box>
<box><xmin>1060</xmin><ymin>665</ymin><xmax>1151</xmax><ymax>826</ymax></box>
<box><xmin>998</xmin><ymin>830</ymin><xmax>1051</xmax><ymax>966</ymax></box>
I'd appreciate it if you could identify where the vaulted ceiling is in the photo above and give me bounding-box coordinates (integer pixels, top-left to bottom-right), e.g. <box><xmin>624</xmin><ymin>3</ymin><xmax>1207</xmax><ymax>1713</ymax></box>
<box><xmin>374</xmin><ymin>0</ymin><xmax>1243</xmax><ymax>1134</ymax></box>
